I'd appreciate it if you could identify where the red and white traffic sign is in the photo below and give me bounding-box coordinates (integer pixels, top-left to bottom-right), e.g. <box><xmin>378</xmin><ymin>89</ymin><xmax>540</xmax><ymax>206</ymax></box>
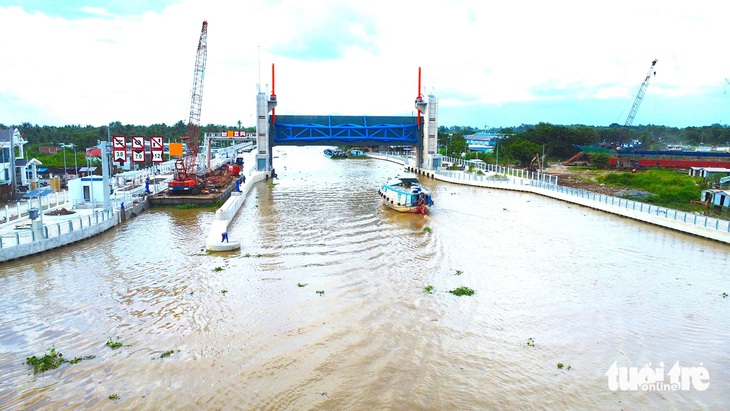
<box><xmin>150</xmin><ymin>136</ymin><xmax>163</xmax><ymax>150</ymax></box>
<box><xmin>151</xmin><ymin>151</ymin><xmax>164</xmax><ymax>163</ymax></box>
<box><xmin>112</xmin><ymin>135</ymin><xmax>126</xmax><ymax>149</ymax></box>
<box><xmin>112</xmin><ymin>135</ymin><xmax>126</xmax><ymax>164</ymax></box>
<box><xmin>132</xmin><ymin>136</ymin><xmax>144</xmax><ymax>150</ymax></box>
<box><xmin>150</xmin><ymin>135</ymin><xmax>164</xmax><ymax>163</ymax></box>
<box><xmin>132</xmin><ymin>150</ymin><xmax>145</xmax><ymax>163</ymax></box>
<box><xmin>114</xmin><ymin>149</ymin><xmax>126</xmax><ymax>162</ymax></box>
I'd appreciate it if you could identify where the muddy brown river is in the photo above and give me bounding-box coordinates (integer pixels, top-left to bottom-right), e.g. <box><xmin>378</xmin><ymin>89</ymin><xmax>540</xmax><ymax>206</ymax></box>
<box><xmin>1</xmin><ymin>146</ymin><xmax>728</xmax><ymax>410</ymax></box>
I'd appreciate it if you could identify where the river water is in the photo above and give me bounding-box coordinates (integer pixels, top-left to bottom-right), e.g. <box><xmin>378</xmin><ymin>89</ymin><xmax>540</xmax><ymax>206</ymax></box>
<box><xmin>1</xmin><ymin>146</ymin><xmax>728</xmax><ymax>410</ymax></box>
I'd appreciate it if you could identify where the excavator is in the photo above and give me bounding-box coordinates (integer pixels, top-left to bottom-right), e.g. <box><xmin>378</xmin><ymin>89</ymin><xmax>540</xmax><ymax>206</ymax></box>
<box><xmin>529</xmin><ymin>153</ymin><xmax>543</xmax><ymax>173</ymax></box>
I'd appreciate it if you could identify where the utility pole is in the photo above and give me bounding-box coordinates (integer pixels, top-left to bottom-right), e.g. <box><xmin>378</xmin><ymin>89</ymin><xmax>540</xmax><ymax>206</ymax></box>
<box><xmin>69</xmin><ymin>143</ymin><xmax>78</xmax><ymax>175</ymax></box>
<box><xmin>62</xmin><ymin>143</ymin><xmax>67</xmax><ymax>176</ymax></box>
<box><xmin>101</xmin><ymin>140</ymin><xmax>111</xmax><ymax>211</ymax></box>
<box><xmin>9</xmin><ymin>127</ymin><xmax>15</xmax><ymax>199</ymax></box>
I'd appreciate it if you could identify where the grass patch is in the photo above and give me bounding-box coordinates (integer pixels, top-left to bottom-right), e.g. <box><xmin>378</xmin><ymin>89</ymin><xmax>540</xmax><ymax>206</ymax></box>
<box><xmin>449</xmin><ymin>286</ymin><xmax>474</xmax><ymax>296</ymax></box>
<box><xmin>423</xmin><ymin>227</ymin><xmax>432</xmax><ymax>233</ymax></box>
<box><xmin>597</xmin><ymin>169</ymin><xmax>703</xmax><ymax>209</ymax></box>
<box><xmin>171</xmin><ymin>201</ymin><xmax>224</xmax><ymax>210</ymax></box>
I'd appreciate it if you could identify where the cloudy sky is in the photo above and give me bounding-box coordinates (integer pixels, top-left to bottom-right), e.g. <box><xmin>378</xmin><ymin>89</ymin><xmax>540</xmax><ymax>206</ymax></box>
<box><xmin>1</xmin><ymin>0</ymin><xmax>729</xmax><ymax>129</ymax></box>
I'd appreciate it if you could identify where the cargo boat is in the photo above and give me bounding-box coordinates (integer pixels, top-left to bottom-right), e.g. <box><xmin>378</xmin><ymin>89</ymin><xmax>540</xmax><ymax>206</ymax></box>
<box><xmin>378</xmin><ymin>171</ymin><xmax>433</xmax><ymax>215</ymax></box>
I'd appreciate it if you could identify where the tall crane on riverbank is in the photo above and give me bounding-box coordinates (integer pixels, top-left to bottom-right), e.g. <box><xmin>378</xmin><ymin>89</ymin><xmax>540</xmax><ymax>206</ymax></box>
<box><xmin>624</xmin><ymin>59</ymin><xmax>658</xmax><ymax>127</ymax></box>
<box><xmin>170</xmin><ymin>20</ymin><xmax>208</xmax><ymax>193</ymax></box>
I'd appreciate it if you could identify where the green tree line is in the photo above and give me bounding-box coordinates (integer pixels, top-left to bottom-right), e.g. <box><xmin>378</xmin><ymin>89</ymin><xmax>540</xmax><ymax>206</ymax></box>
<box><xmin>1</xmin><ymin>121</ymin><xmax>252</xmax><ymax>168</ymax></box>
<box><xmin>438</xmin><ymin>123</ymin><xmax>730</xmax><ymax>167</ymax></box>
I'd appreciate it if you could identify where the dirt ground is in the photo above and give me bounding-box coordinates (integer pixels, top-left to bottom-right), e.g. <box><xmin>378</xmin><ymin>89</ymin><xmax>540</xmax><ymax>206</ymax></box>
<box><xmin>543</xmin><ymin>163</ymin><xmax>651</xmax><ymax>197</ymax></box>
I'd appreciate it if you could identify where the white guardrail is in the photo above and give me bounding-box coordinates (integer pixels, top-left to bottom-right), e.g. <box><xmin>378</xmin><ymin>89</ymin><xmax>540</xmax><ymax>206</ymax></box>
<box><xmin>375</xmin><ymin>152</ymin><xmax>730</xmax><ymax>236</ymax></box>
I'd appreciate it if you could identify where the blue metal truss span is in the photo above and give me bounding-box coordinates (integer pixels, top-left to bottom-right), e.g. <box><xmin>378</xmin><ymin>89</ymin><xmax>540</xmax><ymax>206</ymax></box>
<box><xmin>271</xmin><ymin>115</ymin><xmax>421</xmax><ymax>146</ymax></box>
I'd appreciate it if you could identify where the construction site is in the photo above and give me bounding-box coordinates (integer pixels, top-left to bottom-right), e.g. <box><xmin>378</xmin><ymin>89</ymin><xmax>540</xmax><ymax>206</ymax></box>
<box><xmin>147</xmin><ymin>20</ymin><xmax>247</xmax><ymax>207</ymax></box>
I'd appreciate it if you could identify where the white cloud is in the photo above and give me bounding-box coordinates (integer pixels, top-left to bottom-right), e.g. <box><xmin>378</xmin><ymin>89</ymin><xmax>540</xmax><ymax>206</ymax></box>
<box><xmin>1</xmin><ymin>0</ymin><xmax>729</xmax><ymax>127</ymax></box>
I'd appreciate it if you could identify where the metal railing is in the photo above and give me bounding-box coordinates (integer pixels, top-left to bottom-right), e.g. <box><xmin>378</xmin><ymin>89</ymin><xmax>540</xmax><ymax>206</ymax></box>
<box><xmin>376</xmin><ymin>152</ymin><xmax>730</xmax><ymax>234</ymax></box>
<box><xmin>0</xmin><ymin>208</ymin><xmax>115</xmax><ymax>248</ymax></box>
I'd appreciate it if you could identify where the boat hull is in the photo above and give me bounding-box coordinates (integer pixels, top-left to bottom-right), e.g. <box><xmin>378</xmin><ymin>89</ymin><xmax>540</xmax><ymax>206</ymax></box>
<box><xmin>381</xmin><ymin>199</ymin><xmax>429</xmax><ymax>215</ymax></box>
<box><xmin>378</xmin><ymin>176</ymin><xmax>433</xmax><ymax>215</ymax></box>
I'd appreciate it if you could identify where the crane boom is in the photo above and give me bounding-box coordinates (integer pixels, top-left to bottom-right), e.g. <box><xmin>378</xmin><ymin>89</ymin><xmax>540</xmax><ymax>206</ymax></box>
<box><xmin>624</xmin><ymin>59</ymin><xmax>657</xmax><ymax>127</ymax></box>
<box><xmin>187</xmin><ymin>20</ymin><xmax>207</xmax><ymax>158</ymax></box>
<box><xmin>170</xmin><ymin>20</ymin><xmax>208</xmax><ymax>193</ymax></box>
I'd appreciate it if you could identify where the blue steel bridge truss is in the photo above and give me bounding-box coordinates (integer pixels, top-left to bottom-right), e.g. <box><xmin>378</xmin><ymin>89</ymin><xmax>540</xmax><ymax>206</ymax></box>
<box><xmin>271</xmin><ymin>115</ymin><xmax>421</xmax><ymax>147</ymax></box>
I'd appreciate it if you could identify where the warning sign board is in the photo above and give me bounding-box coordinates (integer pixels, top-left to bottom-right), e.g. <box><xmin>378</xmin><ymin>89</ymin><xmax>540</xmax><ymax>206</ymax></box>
<box><xmin>151</xmin><ymin>151</ymin><xmax>164</xmax><ymax>163</ymax></box>
<box><xmin>150</xmin><ymin>136</ymin><xmax>163</xmax><ymax>150</ymax></box>
<box><xmin>132</xmin><ymin>150</ymin><xmax>145</xmax><ymax>163</ymax></box>
<box><xmin>132</xmin><ymin>136</ymin><xmax>144</xmax><ymax>150</ymax></box>
<box><xmin>112</xmin><ymin>135</ymin><xmax>126</xmax><ymax>150</ymax></box>
<box><xmin>150</xmin><ymin>136</ymin><xmax>164</xmax><ymax>163</ymax></box>
<box><xmin>112</xmin><ymin>135</ymin><xmax>126</xmax><ymax>164</ymax></box>
<box><xmin>114</xmin><ymin>149</ymin><xmax>126</xmax><ymax>163</ymax></box>
<box><xmin>131</xmin><ymin>136</ymin><xmax>145</xmax><ymax>163</ymax></box>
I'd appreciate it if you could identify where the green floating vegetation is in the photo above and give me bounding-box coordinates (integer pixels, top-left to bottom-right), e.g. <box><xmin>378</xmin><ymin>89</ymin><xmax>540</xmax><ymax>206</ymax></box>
<box><xmin>449</xmin><ymin>286</ymin><xmax>474</xmax><ymax>296</ymax></box>
<box><xmin>526</xmin><ymin>338</ymin><xmax>535</xmax><ymax>347</ymax></box>
<box><xmin>106</xmin><ymin>337</ymin><xmax>123</xmax><ymax>350</ymax></box>
<box><xmin>316</xmin><ymin>290</ymin><xmax>325</xmax><ymax>296</ymax></box>
<box><xmin>455</xmin><ymin>270</ymin><xmax>463</xmax><ymax>276</ymax></box>
<box><xmin>297</xmin><ymin>283</ymin><xmax>308</xmax><ymax>287</ymax></box>
<box><xmin>108</xmin><ymin>393</ymin><xmax>120</xmax><ymax>401</ymax></box>
<box><xmin>221</xmin><ymin>290</ymin><xmax>228</xmax><ymax>295</ymax></box>
<box><xmin>423</xmin><ymin>227</ymin><xmax>432</xmax><ymax>233</ymax></box>
<box><xmin>213</xmin><ymin>266</ymin><xmax>223</xmax><ymax>272</ymax></box>
<box><xmin>557</xmin><ymin>363</ymin><xmax>564</xmax><ymax>369</ymax></box>
<box><xmin>172</xmin><ymin>201</ymin><xmax>223</xmax><ymax>210</ymax></box>
<box><xmin>723</xmin><ymin>292</ymin><xmax>728</xmax><ymax>298</ymax></box>
<box><xmin>69</xmin><ymin>355</ymin><xmax>96</xmax><ymax>364</ymax></box>
<box><xmin>160</xmin><ymin>349</ymin><xmax>176</xmax><ymax>359</ymax></box>
<box><xmin>268</xmin><ymin>182</ymin><xmax>277</xmax><ymax>189</ymax></box>
<box><xmin>26</xmin><ymin>346</ymin><xmax>65</xmax><ymax>373</ymax></box>
<box><xmin>424</xmin><ymin>285</ymin><xmax>434</xmax><ymax>294</ymax></box>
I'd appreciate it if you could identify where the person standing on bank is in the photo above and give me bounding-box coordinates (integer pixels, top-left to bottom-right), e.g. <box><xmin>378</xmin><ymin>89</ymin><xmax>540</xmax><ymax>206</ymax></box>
<box><xmin>221</xmin><ymin>232</ymin><xmax>228</xmax><ymax>243</ymax></box>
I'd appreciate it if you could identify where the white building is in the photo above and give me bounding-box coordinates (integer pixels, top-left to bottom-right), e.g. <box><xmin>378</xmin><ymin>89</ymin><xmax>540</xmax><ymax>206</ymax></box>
<box><xmin>68</xmin><ymin>175</ymin><xmax>105</xmax><ymax>208</ymax></box>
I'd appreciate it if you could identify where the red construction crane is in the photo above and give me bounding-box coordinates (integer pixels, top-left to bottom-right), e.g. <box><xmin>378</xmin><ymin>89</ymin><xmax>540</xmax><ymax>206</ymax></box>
<box><xmin>170</xmin><ymin>20</ymin><xmax>208</xmax><ymax>194</ymax></box>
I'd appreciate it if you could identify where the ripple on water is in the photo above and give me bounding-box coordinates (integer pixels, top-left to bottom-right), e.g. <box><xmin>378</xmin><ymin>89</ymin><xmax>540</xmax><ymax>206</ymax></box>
<box><xmin>1</xmin><ymin>147</ymin><xmax>728</xmax><ymax>409</ymax></box>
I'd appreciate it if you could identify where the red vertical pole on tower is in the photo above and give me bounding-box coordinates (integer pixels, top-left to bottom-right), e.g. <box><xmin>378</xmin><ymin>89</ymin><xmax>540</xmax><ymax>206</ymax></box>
<box><xmin>416</xmin><ymin>67</ymin><xmax>423</xmax><ymax>126</ymax></box>
<box><xmin>271</xmin><ymin>63</ymin><xmax>276</xmax><ymax>123</ymax></box>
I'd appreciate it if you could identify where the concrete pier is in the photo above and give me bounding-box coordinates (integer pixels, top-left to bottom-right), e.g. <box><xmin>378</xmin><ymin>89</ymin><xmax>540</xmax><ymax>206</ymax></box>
<box><xmin>204</xmin><ymin>171</ymin><xmax>271</xmax><ymax>252</ymax></box>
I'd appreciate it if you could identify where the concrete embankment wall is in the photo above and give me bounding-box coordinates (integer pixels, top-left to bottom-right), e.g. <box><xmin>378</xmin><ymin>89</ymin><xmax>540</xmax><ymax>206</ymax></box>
<box><xmin>205</xmin><ymin>171</ymin><xmax>270</xmax><ymax>249</ymax></box>
<box><xmin>371</xmin><ymin>154</ymin><xmax>730</xmax><ymax>244</ymax></box>
<box><xmin>0</xmin><ymin>198</ymin><xmax>149</xmax><ymax>262</ymax></box>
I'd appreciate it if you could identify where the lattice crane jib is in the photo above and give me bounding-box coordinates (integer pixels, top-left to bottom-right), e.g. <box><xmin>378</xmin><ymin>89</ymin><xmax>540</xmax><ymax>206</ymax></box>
<box><xmin>625</xmin><ymin>59</ymin><xmax>657</xmax><ymax>127</ymax></box>
<box><xmin>174</xmin><ymin>21</ymin><xmax>207</xmax><ymax>186</ymax></box>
